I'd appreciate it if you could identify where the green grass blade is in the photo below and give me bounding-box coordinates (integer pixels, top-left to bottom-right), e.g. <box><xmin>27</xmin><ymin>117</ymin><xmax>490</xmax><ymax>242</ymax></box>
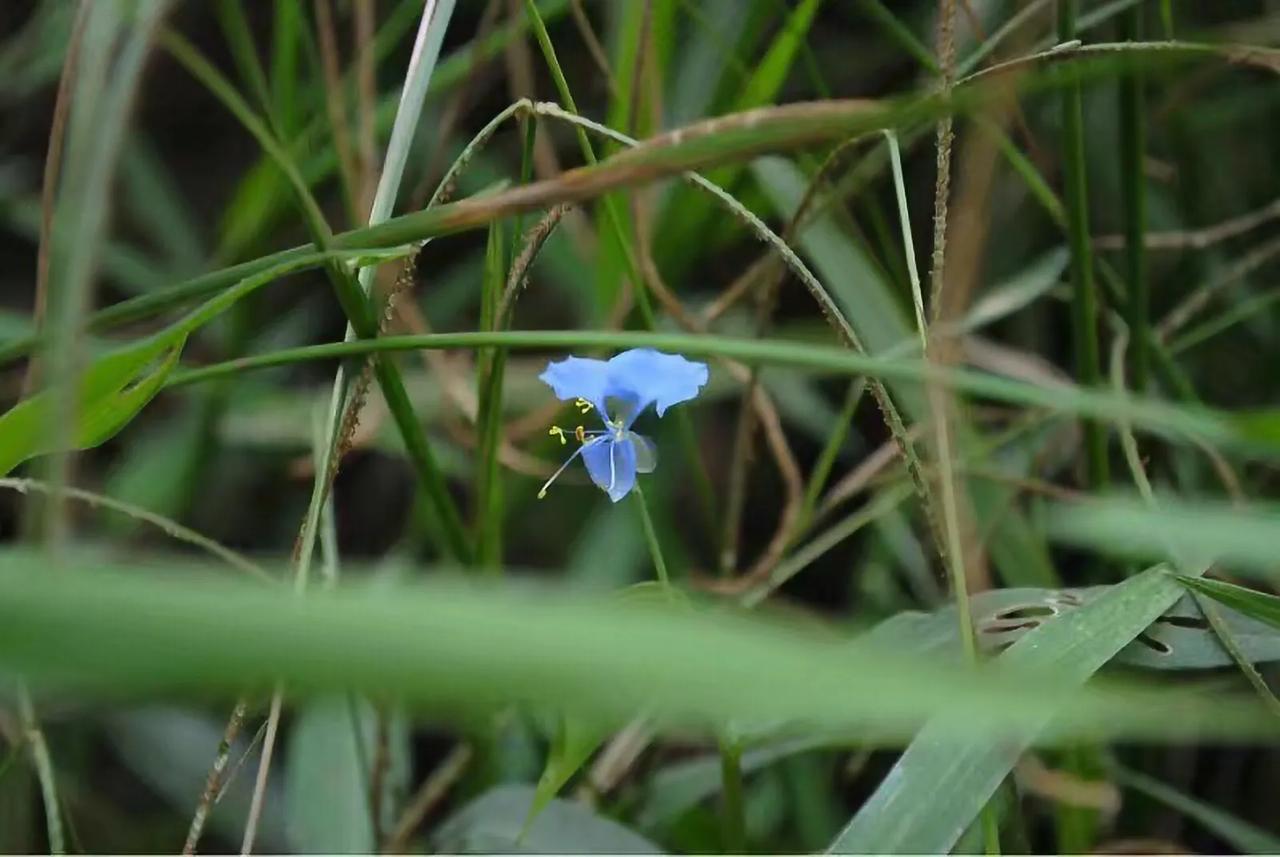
<box><xmin>213</xmin><ymin>0</ymin><xmax>276</xmax><ymax>126</ymax></box>
<box><xmin>1049</xmin><ymin>498</ymin><xmax>1280</xmax><ymax>578</ymax></box>
<box><xmin>1057</xmin><ymin>0</ymin><xmax>1108</xmax><ymax>488</ymax></box>
<box><xmin>0</xmin><ymin>557</ymin><xmax>1273</xmax><ymax>744</ymax></box>
<box><xmin>1178</xmin><ymin>577</ymin><xmax>1280</xmax><ymax>629</ymax></box>
<box><xmin>476</xmin><ymin>221</ymin><xmax>507</xmax><ymax>571</ymax></box>
<box><xmin>1110</xmin><ymin>765</ymin><xmax>1280</xmax><ymax>854</ymax></box>
<box><xmin>657</xmin><ymin>0</ymin><xmax>825</xmax><ymax>272</ymax></box>
<box><xmin>1117</xmin><ymin>6</ymin><xmax>1149</xmax><ymax>392</ymax></box>
<box><xmin>1190</xmin><ymin>591</ymin><xmax>1280</xmax><ymax>719</ymax></box>
<box><xmin>163</xmin><ymin>329</ymin><xmax>1258</xmax><ymax>456</ymax></box>
<box><xmin>853</xmin><ymin>0</ymin><xmax>938</xmax><ymax>74</ymax></box>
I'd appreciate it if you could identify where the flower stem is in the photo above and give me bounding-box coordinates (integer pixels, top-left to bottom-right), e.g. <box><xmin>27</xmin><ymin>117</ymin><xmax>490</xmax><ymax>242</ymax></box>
<box><xmin>719</xmin><ymin>738</ymin><xmax>746</xmax><ymax>853</ymax></box>
<box><xmin>633</xmin><ymin>485</ymin><xmax>669</xmax><ymax>588</ymax></box>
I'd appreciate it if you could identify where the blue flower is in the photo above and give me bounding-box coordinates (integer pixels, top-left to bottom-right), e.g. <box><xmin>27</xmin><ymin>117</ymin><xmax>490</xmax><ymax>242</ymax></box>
<box><xmin>537</xmin><ymin>348</ymin><xmax>709</xmax><ymax>502</ymax></box>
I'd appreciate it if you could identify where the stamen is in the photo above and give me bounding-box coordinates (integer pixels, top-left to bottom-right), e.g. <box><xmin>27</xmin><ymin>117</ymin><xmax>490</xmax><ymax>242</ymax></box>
<box><xmin>575</xmin><ymin>397</ymin><xmax>593</xmax><ymax>414</ymax></box>
<box><xmin>537</xmin><ymin>437</ymin><xmax>603</xmax><ymax>499</ymax></box>
<box><xmin>574</xmin><ymin>425</ymin><xmax>586</xmax><ymax>443</ymax></box>
<box><xmin>548</xmin><ymin>426</ymin><xmax>567</xmax><ymax>445</ymax></box>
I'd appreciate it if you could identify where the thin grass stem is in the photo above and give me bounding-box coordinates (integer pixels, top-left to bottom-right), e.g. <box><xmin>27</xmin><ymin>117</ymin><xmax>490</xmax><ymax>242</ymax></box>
<box><xmin>719</xmin><ymin>738</ymin><xmax>746</xmax><ymax>852</ymax></box>
<box><xmin>1058</xmin><ymin>0</ymin><xmax>1109</xmax><ymax>488</ymax></box>
<box><xmin>1118</xmin><ymin>6</ymin><xmax>1149</xmax><ymax>392</ymax></box>
<box><xmin>633</xmin><ymin>484</ymin><xmax>669</xmax><ymax>588</ymax></box>
<box><xmin>18</xmin><ymin>685</ymin><xmax>64</xmax><ymax>855</ymax></box>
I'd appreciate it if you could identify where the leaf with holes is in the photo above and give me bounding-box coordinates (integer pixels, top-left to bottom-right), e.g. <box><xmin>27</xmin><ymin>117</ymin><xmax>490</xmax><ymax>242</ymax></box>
<box><xmin>828</xmin><ymin>565</ymin><xmax>1204</xmax><ymax>854</ymax></box>
<box><xmin>0</xmin><ymin>333</ymin><xmax>185</xmax><ymax>477</ymax></box>
<box><xmin>868</xmin><ymin>585</ymin><xmax>1280</xmax><ymax>670</ymax></box>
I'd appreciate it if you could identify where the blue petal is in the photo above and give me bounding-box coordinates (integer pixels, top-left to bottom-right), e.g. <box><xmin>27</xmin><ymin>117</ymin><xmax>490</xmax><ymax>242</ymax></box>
<box><xmin>627</xmin><ymin>432</ymin><xmax>657</xmax><ymax>473</ymax></box>
<box><xmin>604</xmin><ymin>349</ymin><xmax>709</xmax><ymax>420</ymax></box>
<box><xmin>582</xmin><ymin>437</ymin><xmax>637</xmax><ymax>502</ymax></box>
<box><xmin>538</xmin><ymin>356</ymin><xmax>610</xmax><ymax>413</ymax></box>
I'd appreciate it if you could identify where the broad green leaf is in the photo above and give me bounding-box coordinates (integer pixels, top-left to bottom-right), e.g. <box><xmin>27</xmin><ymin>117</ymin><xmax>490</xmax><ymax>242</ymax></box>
<box><xmin>1111</xmin><ymin>764</ymin><xmax>1280</xmax><ymax>854</ymax></box>
<box><xmin>434</xmin><ymin>784</ymin><xmax>662</xmax><ymax>854</ymax></box>
<box><xmin>285</xmin><ymin>695</ymin><xmax>410</xmax><ymax>853</ymax></box>
<box><xmin>0</xmin><ymin>559</ymin><xmax>1273</xmax><ymax>745</ymax></box>
<box><xmin>827</xmin><ymin>565</ymin><xmax>1204</xmax><ymax>854</ymax></box>
<box><xmin>0</xmin><ymin>335</ymin><xmax>185</xmax><ymax>477</ymax></box>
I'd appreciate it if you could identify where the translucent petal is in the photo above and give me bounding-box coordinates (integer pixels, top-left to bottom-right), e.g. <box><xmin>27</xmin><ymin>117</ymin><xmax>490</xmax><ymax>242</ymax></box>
<box><xmin>604</xmin><ymin>349</ymin><xmax>709</xmax><ymax>420</ymax></box>
<box><xmin>538</xmin><ymin>356</ymin><xmax>610</xmax><ymax>413</ymax></box>
<box><xmin>628</xmin><ymin>432</ymin><xmax>658</xmax><ymax>474</ymax></box>
<box><xmin>582</xmin><ymin>437</ymin><xmax>637</xmax><ymax>503</ymax></box>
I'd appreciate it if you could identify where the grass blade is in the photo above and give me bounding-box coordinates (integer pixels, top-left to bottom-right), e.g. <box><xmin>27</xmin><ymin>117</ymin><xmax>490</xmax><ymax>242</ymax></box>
<box><xmin>1178</xmin><ymin>577</ymin><xmax>1280</xmax><ymax>629</ymax></box>
<box><xmin>0</xmin><ymin>558</ymin><xmax>1273</xmax><ymax>744</ymax></box>
<box><xmin>1057</xmin><ymin>0</ymin><xmax>1108</xmax><ymax>488</ymax></box>
<box><xmin>163</xmin><ymin>329</ymin><xmax>1257</xmax><ymax>456</ymax></box>
<box><xmin>1050</xmin><ymin>498</ymin><xmax>1280</xmax><ymax>578</ymax></box>
<box><xmin>1110</xmin><ymin>765</ymin><xmax>1280</xmax><ymax>854</ymax></box>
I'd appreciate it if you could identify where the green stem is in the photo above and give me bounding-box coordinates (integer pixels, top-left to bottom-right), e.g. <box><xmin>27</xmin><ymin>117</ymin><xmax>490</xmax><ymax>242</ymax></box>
<box><xmin>855</xmin><ymin>0</ymin><xmax>939</xmax><ymax>74</ymax></box>
<box><xmin>793</xmin><ymin>379</ymin><xmax>866</xmax><ymax>542</ymax></box>
<box><xmin>1158</xmin><ymin>0</ymin><xmax>1174</xmax><ymax>37</ymax></box>
<box><xmin>1118</xmin><ymin>6</ymin><xmax>1148</xmax><ymax>392</ymax></box>
<box><xmin>719</xmin><ymin>738</ymin><xmax>746</xmax><ymax>853</ymax></box>
<box><xmin>476</xmin><ymin>222</ymin><xmax>507</xmax><ymax>572</ymax></box>
<box><xmin>18</xmin><ymin>685</ymin><xmax>64</xmax><ymax>855</ymax></box>
<box><xmin>1058</xmin><ymin>0</ymin><xmax>1109</xmax><ymax>488</ymax></box>
<box><xmin>633</xmin><ymin>485</ymin><xmax>669</xmax><ymax>588</ymax></box>
<box><xmin>162</xmin><ymin>329</ymin><xmax>1233</xmax><ymax>449</ymax></box>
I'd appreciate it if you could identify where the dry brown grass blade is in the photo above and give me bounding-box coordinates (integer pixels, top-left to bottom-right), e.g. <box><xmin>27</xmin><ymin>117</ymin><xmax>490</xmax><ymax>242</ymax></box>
<box><xmin>384</xmin><ymin>743</ymin><xmax>472</xmax><ymax>852</ymax></box>
<box><xmin>1094</xmin><ymin>195</ymin><xmax>1280</xmax><ymax>251</ymax></box>
<box><xmin>313</xmin><ymin>0</ymin><xmax>360</xmax><ymax>219</ymax></box>
<box><xmin>500</xmin><ymin>0</ymin><xmax>593</xmax><ymax>251</ymax></box>
<box><xmin>23</xmin><ymin>2</ymin><xmax>90</xmax><ymax>397</ymax></box>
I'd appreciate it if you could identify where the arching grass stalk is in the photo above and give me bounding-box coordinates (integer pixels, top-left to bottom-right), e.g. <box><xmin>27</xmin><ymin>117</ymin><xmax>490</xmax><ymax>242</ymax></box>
<box><xmin>162</xmin><ymin>329</ymin><xmax>1239</xmax><ymax>451</ymax></box>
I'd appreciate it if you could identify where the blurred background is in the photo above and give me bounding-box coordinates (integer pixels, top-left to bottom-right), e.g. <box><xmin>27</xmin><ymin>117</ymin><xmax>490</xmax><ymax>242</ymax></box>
<box><xmin>2</xmin><ymin>0</ymin><xmax>1280</xmax><ymax>853</ymax></box>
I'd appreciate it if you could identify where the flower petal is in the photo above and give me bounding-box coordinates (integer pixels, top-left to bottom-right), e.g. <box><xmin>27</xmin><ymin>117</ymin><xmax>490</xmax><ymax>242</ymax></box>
<box><xmin>582</xmin><ymin>437</ymin><xmax>637</xmax><ymax>502</ymax></box>
<box><xmin>604</xmin><ymin>349</ymin><xmax>709</xmax><ymax>419</ymax></box>
<box><xmin>538</xmin><ymin>356</ymin><xmax>610</xmax><ymax>412</ymax></box>
<box><xmin>628</xmin><ymin>432</ymin><xmax>658</xmax><ymax>474</ymax></box>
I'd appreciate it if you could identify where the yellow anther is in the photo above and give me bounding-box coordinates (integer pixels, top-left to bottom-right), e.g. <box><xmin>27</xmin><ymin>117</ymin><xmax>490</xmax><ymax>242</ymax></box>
<box><xmin>574</xmin><ymin>425</ymin><xmax>586</xmax><ymax>443</ymax></box>
<box><xmin>575</xmin><ymin>397</ymin><xmax>593</xmax><ymax>414</ymax></box>
<box><xmin>537</xmin><ymin>488</ymin><xmax>548</xmax><ymax>499</ymax></box>
<box><xmin>548</xmin><ymin>426</ymin><xmax>567</xmax><ymax>445</ymax></box>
